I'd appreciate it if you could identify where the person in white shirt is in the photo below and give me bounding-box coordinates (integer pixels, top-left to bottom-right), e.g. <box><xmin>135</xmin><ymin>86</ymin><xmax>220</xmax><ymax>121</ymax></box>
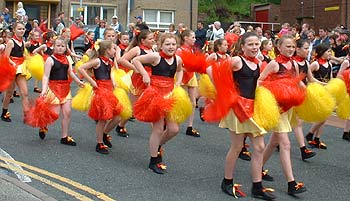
<box><xmin>16</xmin><ymin>2</ymin><xmax>26</xmax><ymax>21</ymax></box>
<box><xmin>210</xmin><ymin>21</ymin><xmax>224</xmax><ymax>40</ymax></box>
<box><xmin>110</xmin><ymin>16</ymin><xmax>123</xmax><ymax>33</ymax></box>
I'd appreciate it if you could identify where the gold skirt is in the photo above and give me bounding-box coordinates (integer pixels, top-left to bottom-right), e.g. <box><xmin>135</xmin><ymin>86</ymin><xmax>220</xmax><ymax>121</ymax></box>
<box><xmin>181</xmin><ymin>73</ymin><xmax>198</xmax><ymax>87</ymax></box>
<box><xmin>219</xmin><ymin>110</ymin><xmax>266</xmax><ymax>137</ymax></box>
<box><xmin>16</xmin><ymin>62</ymin><xmax>31</xmax><ymax>80</ymax></box>
<box><xmin>44</xmin><ymin>87</ymin><xmax>72</xmax><ymax>105</ymax></box>
<box><xmin>272</xmin><ymin>109</ymin><xmax>293</xmax><ymax>133</ymax></box>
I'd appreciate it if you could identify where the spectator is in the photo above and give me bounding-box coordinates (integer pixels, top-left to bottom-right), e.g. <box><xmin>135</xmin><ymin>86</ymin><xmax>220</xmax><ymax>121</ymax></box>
<box><xmin>210</xmin><ymin>21</ymin><xmax>224</xmax><ymax>40</ymax></box>
<box><xmin>195</xmin><ymin>21</ymin><xmax>206</xmax><ymax>49</ymax></box>
<box><xmin>255</xmin><ymin>26</ymin><xmax>267</xmax><ymax>41</ymax></box>
<box><xmin>233</xmin><ymin>22</ymin><xmax>245</xmax><ymax>35</ymax></box>
<box><xmin>16</xmin><ymin>2</ymin><xmax>26</xmax><ymax>21</ymax></box>
<box><xmin>264</xmin><ymin>30</ymin><xmax>273</xmax><ymax>40</ymax></box>
<box><xmin>165</xmin><ymin>24</ymin><xmax>176</xmax><ymax>34</ymax></box>
<box><xmin>110</xmin><ymin>15</ymin><xmax>123</xmax><ymax>33</ymax></box>
<box><xmin>314</xmin><ymin>27</ymin><xmax>330</xmax><ymax>47</ymax></box>
<box><xmin>278</xmin><ymin>22</ymin><xmax>290</xmax><ymax>36</ymax></box>
<box><xmin>94</xmin><ymin>16</ymin><xmax>100</xmax><ymax>27</ymax></box>
<box><xmin>1</xmin><ymin>8</ymin><xmax>11</xmax><ymax>24</ymax></box>
<box><xmin>93</xmin><ymin>19</ymin><xmax>106</xmax><ymax>41</ymax></box>
<box><xmin>32</xmin><ymin>19</ymin><xmax>42</xmax><ymax>34</ymax></box>
<box><xmin>54</xmin><ymin>17</ymin><xmax>64</xmax><ymax>35</ymax></box>
<box><xmin>306</xmin><ymin>29</ymin><xmax>317</xmax><ymax>61</ymax></box>
<box><xmin>127</xmin><ymin>23</ymin><xmax>135</xmax><ymax>41</ymax></box>
<box><xmin>58</xmin><ymin>11</ymin><xmax>65</xmax><ymax>27</ymax></box>
<box><xmin>135</xmin><ymin>16</ymin><xmax>149</xmax><ymax>30</ymax></box>
<box><xmin>23</xmin><ymin>15</ymin><xmax>32</xmax><ymax>40</ymax></box>
<box><xmin>0</xmin><ymin>15</ymin><xmax>8</xmax><ymax>30</ymax></box>
<box><xmin>175</xmin><ymin>23</ymin><xmax>186</xmax><ymax>35</ymax></box>
<box><xmin>300</xmin><ymin>23</ymin><xmax>310</xmax><ymax>40</ymax></box>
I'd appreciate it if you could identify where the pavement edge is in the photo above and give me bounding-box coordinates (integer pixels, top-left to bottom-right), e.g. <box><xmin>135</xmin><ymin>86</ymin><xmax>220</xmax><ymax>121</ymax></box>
<box><xmin>0</xmin><ymin>173</ymin><xmax>57</xmax><ymax>201</ymax></box>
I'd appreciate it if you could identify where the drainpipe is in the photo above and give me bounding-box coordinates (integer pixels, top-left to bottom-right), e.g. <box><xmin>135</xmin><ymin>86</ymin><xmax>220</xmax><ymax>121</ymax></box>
<box><xmin>190</xmin><ymin>0</ymin><xmax>193</xmax><ymax>29</ymax></box>
<box><xmin>127</xmin><ymin>0</ymin><xmax>131</xmax><ymax>27</ymax></box>
<box><xmin>346</xmin><ymin>0</ymin><xmax>348</xmax><ymax>28</ymax></box>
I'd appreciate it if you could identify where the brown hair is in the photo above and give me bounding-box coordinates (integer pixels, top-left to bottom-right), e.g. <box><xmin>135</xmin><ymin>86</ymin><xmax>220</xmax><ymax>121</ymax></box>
<box><xmin>179</xmin><ymin>29</ymin><xmax>194</xmax><ymax>45</ymax></box>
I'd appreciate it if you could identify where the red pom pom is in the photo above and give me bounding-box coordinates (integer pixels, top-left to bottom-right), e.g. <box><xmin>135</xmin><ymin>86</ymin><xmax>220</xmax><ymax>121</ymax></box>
<box><xmin>70</xmin><ymin>24</ymin><xmax>85</xmax><ymax>41</ymax></box>
<box><xmin>0</xmin><ymin>54</ymin><xmax>16</xmax><ymax>91</ymax></box>
<box><xmin>224</xmin><ymin>32</ymin><xmax>239</xmax><ymax>48</ymax></box>
<box><xmin>203</xmin><ymin>60</ymin><xmax>238</xmax><ymax>122</ymax></box>
<box><xmin>178</xmin><ymin>49</ymin><xmax>207</xmax><ymax>74</ymax></box>
<box><xmin>262</xmin><ymin>73</ymin><xmax>306</xmax><ymax>112</ymax></box>
<box><xmin>133</xmin><ymin>86</ymin><xmax>174</xmax><ymax>122</ymax></box>
<box><xmin>25</xmin><ymin>97</ymin><xmax>59</xmax><ymax>128</ymax></box>
<box><xmin>343</xmin><ymin>69</ymin><xmax>350</xmax><ymax>94</ymax></box>
<box><xmin>89</xmin><ymin>84</ymin><xmax>122</xmax><ymax>120</ymax></box>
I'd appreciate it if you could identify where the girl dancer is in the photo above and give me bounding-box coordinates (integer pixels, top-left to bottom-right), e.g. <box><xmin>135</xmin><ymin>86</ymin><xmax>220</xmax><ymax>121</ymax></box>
<box><xmin>292</xmin><ymin>39</ymin><xmax>317</xmax><ymax>160</ymax></box>
<box><xmin>117</xmin><ymin>29</ymin><xmax>154</xmax><ymax>137</ymax></box>
<box><xmin>132</xmin><ymin>33</ymin><xmax>184</xmax><ymax>174</ymax></box>
<box><xmin>1</xmin><ymin>22</ymin><xmax>29</xmax><ymax>122</ymax></box>
<box><xmin>79</xmin><ymin>40</ymin><xmax>122</xmax><ymax>154</ymax></box>
<box><xmin>177</xmin><ymin>29</ymin><xmax>200</xmax><ymax>137</ymax></box>
<box><xmin>305</xmin><ymin>44</ymin><xmax>333</xmax><ymax>149</ymax></box>
<box><xmin>36</xmin><ymin>37</ymin><xmax>84</xmax><ymax>144</ymax></box>
<box><xmin>207</xmin><ymin>32</ymin><xmax>275</xmax><ymax>200</ymax></box>
<box><xmin>259</xmin><ymin>34</ymin><xmax>306</xmax><ymax>195</ymax></box>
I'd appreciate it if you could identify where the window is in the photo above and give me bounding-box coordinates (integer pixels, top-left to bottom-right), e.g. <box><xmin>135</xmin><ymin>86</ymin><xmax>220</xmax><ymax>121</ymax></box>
<box><xmin>143</xmin><ymin>10</ymin><xmax>174</xmax><ymax>30</ymax></box>
<box><xmin>71</xmin><ymin>4</ymin><xmax>117</xmax><ymax>25</ymax></box>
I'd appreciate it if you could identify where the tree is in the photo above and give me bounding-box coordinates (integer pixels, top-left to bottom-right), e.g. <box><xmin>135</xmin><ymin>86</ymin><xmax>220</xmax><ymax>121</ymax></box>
<box><xmin>199</xmin><ymin>0</ymin><xmax>281</xmax><ymax>25</ymax></box>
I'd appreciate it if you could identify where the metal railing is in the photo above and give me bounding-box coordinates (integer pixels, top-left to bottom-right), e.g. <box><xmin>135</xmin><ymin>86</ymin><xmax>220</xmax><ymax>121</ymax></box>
<box><xmin>236</xmin><ymin>21</ymin><xmax>280</xmax><ymax>31</ymax></box>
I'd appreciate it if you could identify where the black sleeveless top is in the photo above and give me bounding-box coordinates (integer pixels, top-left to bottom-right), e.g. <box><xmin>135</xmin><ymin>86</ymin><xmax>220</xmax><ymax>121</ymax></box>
<box><xmin>120</xmin><ymin>48</ymin><xmax>125</xmax><ymax>56</ymax></box>
<box><xmin>49</xmin><ymin>57</ymin><xmax>69</xmax><ymax>80</ymax></box>
<box><xmin>10</xmin><ymin>39</ymin><xmax>24</xmax><ymax>57</ymax></box>
<box><xmin>151</xmin><ymin>56</ymin><xmax>177</xmax><ymax>78</ymax></box>
<box><xmin>277</xmin><ymin>62</ymin><xmax>296</xmax><ymax>75</ymax></box>
<box><xmin>313</xmin><ymin>62</ymin><xmax>331</xmax><ymax>82</ymax></box>
<box><xmin>26</xmin><ymin>43</ymin><xmax>40</xmax><ymax>53</ymax></box>
<box><xmin>263</xmin><ymin>55</ymin><xmax>271</xmax><ymax>63</ymax></box>
<box><xmin>140</xmin><ymin>48</ymin><xmax>153</xmax><ymax>68</ymax></box>
<box><xmin>297</xmin><ymin>61</ymin><xmax>308</xmax><ymax>84</ymax></box>
<box><xmin>233</xmin><ymin>57</ymin><xmax>260</xmax><ymax>99</ymax></box>
<box><xmin>94</xmin><ymin>58</ymin><xmax>111</xmax><ymax>80</ymax></box>
<box><xmin>45</xmin><ymin>46</ymin><xmax>54</xmax><ymax>56</ymax></box>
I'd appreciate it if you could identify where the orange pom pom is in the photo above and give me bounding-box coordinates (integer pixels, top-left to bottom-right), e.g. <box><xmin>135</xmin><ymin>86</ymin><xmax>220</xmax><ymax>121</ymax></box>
<box><xmin>262</xmin><ymin>73</ymin><xmax>306</xmax><ymax>112</ymax></box>
<box><xmin>25</xmin><ymin>97</ymin><xmax>59</xmax><ymax>128</ymax></box>
<box><xmin>178</xmin><ymin>49</ymin><xmax>207</xmax><ymax>74</ymax></box>
<box><xmin>133</xmin><ymin>86</ymin><xmax>174</xmax><ymax>122</ymax></box>
<box><xmin>0</xmin><ymin>54</ymin><xmax>16</xmax><ymax>91</ymax></box>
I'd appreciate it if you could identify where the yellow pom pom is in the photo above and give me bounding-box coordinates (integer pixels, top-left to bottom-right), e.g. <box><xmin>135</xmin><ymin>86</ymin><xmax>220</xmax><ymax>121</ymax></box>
<box><xmin>74</xmin><ymin>55</ymin><xmax>89</xmax><ymax>78</ymax></box>
<box><xmin>113</xmin><ymin>88</ymin><xmax>132</xmax><ymax>120</ymax></box>
<box><xmin>295</xmin><ymin>83</ymin><xmax>335</xmax><ymax>122</ymax></box>
<box><xmin>325</xmin><ymin>78</ymin><xmax>347</xmax><ymax>104</ymax></box>
<box><xmin>198</xmin><ymin>74</ymin><xmax>216</xmax><ymax>99</ymax></box>
<box><xmin>336</xmin><ymin>94</ymin><xmax>350</xmax><ymax>120</ymax></box>
<box><xmin>25</xmin><ymin>54</ymin><xmax>44</xmax><ymax>80</ymax></box>
<box><xmin>112</xmin><ymin>68</ymin><xmax>131</xmax><ymax>92</ymax></box>
<box><xmin>167</xmin><ymin>87</ymin><xmax>192</xmax><ymax>123</ymax></box>
<box><xmin>72</xmin><ymin>83</ymin><xmax>93</xmax><ymax>111</ymax></box>
<box><xmin>253</xmin><ymin>86</ymin><xmax>280</xmax><ymax>131</ymax></box>
<box><xmin>82</xmin><ymin>55</ymin><xmax>89</xmax><ymax>63</ymax></box>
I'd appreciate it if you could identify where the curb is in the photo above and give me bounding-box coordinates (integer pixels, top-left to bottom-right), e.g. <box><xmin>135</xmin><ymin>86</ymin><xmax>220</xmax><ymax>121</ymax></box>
<box><xmin>0</xmin><ymin>173</ymin><xmax>57</xmax><ymax>201</ymax></box>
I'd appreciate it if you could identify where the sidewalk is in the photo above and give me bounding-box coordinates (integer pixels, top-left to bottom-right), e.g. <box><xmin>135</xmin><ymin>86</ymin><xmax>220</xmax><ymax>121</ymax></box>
<box><xmin>0</xmin><ymin>173</ymin><xmax>56</xmax><ymax>201</ymax></box>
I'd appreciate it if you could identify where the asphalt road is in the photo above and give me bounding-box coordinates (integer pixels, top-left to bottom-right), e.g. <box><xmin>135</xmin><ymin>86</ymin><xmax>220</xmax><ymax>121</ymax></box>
<box><xmin>1</xmin><ymin>80</ymin><xmax>350</xmax><ymax>201</ymax></box>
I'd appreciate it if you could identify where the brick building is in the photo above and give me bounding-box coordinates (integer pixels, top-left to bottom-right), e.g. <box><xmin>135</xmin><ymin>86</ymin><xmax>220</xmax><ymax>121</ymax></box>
<box><xmin>0</xmin><ymin>0</ymin><xmax>198</xmax><ymax>31</ymax></box>
<box><xmin>280</xmin><ymin>0</ymin><xmax>350</xmax><ymax>30</ymax></box>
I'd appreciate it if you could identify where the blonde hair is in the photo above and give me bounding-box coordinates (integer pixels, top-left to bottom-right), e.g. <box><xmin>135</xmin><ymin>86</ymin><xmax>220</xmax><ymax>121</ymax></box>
<box><xmin>90</xmin><ymin>40</ymin><xmax>113</xmax><ymax>59</ymax></box>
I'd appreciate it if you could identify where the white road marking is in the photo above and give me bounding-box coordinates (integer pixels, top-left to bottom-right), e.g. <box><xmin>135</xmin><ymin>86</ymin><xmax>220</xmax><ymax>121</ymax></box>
<box><xmin>0</xmin><ymin>148</ymin><xmax>31</xmax><ymax>182</ymax></box>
